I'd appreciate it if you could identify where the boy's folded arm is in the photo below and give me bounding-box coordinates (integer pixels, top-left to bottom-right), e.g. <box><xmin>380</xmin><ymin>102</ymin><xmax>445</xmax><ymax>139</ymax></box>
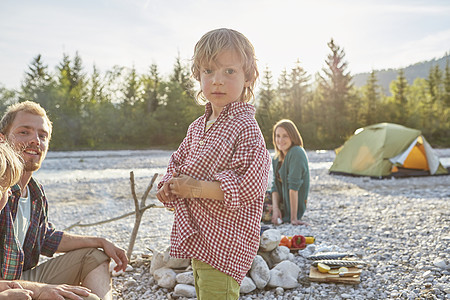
<box><xmin>169</xmin><ymin>175</ymin><xmax>225</xmax><ymax>200</ymax></box>
<box><xmin>198</xmin><ymin>180</ymin><xmax>224</xmax><ymax>200</ymax></box>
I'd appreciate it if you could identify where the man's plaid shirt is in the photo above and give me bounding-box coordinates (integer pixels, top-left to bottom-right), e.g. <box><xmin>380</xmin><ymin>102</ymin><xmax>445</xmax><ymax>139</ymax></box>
<box><xmin>0</xmin><ymin>177</ymin><xmax>63</xmax><ymax>279</ymax></box>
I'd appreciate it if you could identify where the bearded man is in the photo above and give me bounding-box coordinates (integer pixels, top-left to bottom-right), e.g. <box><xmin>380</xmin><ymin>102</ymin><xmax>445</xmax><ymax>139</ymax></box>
<box><xmin>0</xmin><ymin>101</ymin><xmax>127</xmax><ymax>300</ymax></box>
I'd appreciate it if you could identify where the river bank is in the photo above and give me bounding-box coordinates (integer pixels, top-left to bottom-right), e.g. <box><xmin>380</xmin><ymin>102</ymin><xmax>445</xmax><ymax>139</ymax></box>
<box><xmin>36</xmin><ymin>149</ymin><xmax>450</xmax><ymax>299</ymax></box>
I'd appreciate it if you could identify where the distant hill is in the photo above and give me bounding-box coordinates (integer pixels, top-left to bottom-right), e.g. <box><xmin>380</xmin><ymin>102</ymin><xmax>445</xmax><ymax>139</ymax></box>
<box><xmin>352</xmin><ymin>53</ymin><xmax>449</xmax><ymax>95</ymax></box>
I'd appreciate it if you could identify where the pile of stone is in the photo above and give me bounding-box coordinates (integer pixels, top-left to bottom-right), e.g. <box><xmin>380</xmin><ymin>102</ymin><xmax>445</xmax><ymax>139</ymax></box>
<box><xmin>147</xmin><ymin>228</ymin><xmax>310</xmax><ymax>297</ymax></box>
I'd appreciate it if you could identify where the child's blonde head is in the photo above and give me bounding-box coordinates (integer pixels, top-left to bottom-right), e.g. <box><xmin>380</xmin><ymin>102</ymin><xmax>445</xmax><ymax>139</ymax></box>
<box><xmin>191</xmin><ymin>28</ymin><xmax>259</xmax><ymax>104</ymax></box>
<box><xmin>0</xmin><ymin>141</ymin><xmax>23</xmax><ymax>193</ymax></box>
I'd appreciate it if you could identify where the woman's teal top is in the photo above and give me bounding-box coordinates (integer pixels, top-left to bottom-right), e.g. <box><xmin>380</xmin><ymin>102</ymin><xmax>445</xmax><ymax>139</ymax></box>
<box><xmin>271</xmin><ymin>146</ymin><xmax>310</xmax><ymax>222</ymax></box>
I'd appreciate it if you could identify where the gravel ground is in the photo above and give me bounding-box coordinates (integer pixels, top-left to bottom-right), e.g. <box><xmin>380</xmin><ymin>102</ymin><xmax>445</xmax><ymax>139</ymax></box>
<box><xmin>42</xmin><ymin>149</ymin><xmax>450</xmax><ymax>299</ymax></box>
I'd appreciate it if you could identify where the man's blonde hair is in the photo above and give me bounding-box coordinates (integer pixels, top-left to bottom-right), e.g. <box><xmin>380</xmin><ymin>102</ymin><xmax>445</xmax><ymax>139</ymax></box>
<box><xmin>0</xmin><ymin>141</ymin><xmax>23</xmax><ymax>192</ymax></box>
<box><xmin>0</xmin><ymin>101</ymin><xmax>52</xmax><ymax>138</ymax></box>
<box><xmin>191</xmin><ymin>28</ymin><xmax>259</xmax><ymax>104</ymax></box>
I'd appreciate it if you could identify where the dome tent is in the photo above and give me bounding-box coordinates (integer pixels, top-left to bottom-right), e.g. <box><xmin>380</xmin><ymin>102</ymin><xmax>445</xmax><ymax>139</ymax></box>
<box><xmin>329</xmin><ymin>123</ymin><xmax>448</xmax><ymax>178</ymax></box>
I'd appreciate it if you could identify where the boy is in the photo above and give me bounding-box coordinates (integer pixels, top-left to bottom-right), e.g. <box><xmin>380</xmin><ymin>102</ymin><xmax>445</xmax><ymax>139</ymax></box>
<box><xmin>157</xmin><ymin>28</ymin><xmax>270</xmax><ymax>299</ymax></box>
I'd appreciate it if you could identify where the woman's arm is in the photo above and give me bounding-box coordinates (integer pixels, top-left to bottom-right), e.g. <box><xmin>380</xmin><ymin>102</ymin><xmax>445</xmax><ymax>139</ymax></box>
<box><xmin>289</xmin><ymin>189</ymin><xmax>299</xmax><ymax>223</ymax></box>
<box><xmin>271</xmin><ymin>191</ymin><xmax>282</xmax><ymax>224</ymax></box>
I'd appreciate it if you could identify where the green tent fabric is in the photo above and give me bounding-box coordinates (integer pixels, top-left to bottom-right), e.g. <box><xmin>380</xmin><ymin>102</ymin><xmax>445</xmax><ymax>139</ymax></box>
<box><xmin>329</xmin><ymin>123</ymin><xmax>448</xmax><ymax>178</ymax></box>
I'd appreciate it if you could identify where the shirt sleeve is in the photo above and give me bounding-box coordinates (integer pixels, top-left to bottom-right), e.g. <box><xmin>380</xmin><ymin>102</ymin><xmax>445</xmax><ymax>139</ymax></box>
<box><xmin>157</xmin><ymin>123</ymin><xmax>193</xmax><ymax>208</ymax></box>
<box><xmin>287</xmin><ymin>147</ymin><xmax>308</xmax><ymax>191</ymax></box>
<box><xmin>213</xmin><ymin>124</ymin><xmax>270</xmax><ymax>211</ymax></box>
<box><xmin>40</xmin><ymin>223</ymin><xmax>63</xmax><ymax>257</ymax></box>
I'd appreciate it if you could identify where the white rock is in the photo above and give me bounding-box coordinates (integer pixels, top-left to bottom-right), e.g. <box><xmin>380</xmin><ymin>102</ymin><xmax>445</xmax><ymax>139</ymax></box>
<box><xmin>249</xmin><ymin>255</ymin><xmax>270</xmax><ymax>289</ymax></box>
<box><xmin>433</xmin><ymin>258</ymin><xmax>448</xmax><ymax>269</ymax></box>
<box><xmin>260</xmin><ymin>229</ymin><xmax>281</xmax><ymax>252</ymax></box>
<box><xmin>125</xmin><ymin>265</ymin><xmax>134</xmax><ymax>272</ymax></box>
<box><xmin>275</xmin><ymin>286</ymin><xmax>284</xmax><ymax>295</ymax></box>
<box><xmin>150</xmin><ymin>251</ymin><xmax>165</xmax><ymax>275</ymax></box>
<box><xmin>111</xmin><ymin>269</ymin><xmax>124</xmax><ymax>277</ymax></box>
<box><xmin>109</xmin><ymin>261</ymin><xmax>133</xmax><ymax>277</ymax></box>
<box><xmin>257</xmin><ymin>250</ymin><xmax>274</xmax><ymax>269</ymax></box>
<box><xmin>240</xmin><ymin>276</ymin><xmax>256</xmax><ymax>294</ymax></box>
<box><xmin>270</xmin><ymin>246</ymin><xmax>290</xmax><ymax>264</ymax></box>
<box><xmin>109</xmin><ymin>261</ymin><xmax>117</xmax><ymax>273</ymax></box>
<box><xmin>153</xmin><ymin>267</ymin><xmax>177</xmax><ymax>289</ymax></box>
<box><xmin>124</xmin><ymin>278</ymin><xmax>138</xmax><ymax>288</ymax></box>
<box><xmin>288</xmin><ymin>253</ymin><xmax>295</xmax><ymax>261</ymax></box>
<box><xmin>267</xmin><ymin>261</ymin><xmax>300</xmax><ymax>289</ymax></box>
<box><xmin>423</xmin><ymin>270</ymin><xmax>432</xmax><ymax>278</ymax></box>
<box><xmin>176</xmin><ymin>271</ymin><xmax>195</xmax><ymax>285</ymax></box>
<box><xmin>162</xmin><ymin>247</ymin><xmax>191</xmax><ymax>269</ymax></box>
<box><xmin>174</xmin><ymin>284</ymin><xmax>197</xmax><ymax>298</ymax></box>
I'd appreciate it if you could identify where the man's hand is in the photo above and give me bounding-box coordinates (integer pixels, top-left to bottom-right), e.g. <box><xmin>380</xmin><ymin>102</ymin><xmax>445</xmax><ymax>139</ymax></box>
<box><xmin>100</xmin><ymin>239</ymin><xmax>128</xmax><ymax>272</ymax></box>
<box><xmin>168</xmin><ymin>174</ymin><xmax>203</xmax><ymax>198</ymax></box>
<box><xmin>34</xmin><ymin>284</ymin><xmax>91</xmax><ymax>300</ymax></box>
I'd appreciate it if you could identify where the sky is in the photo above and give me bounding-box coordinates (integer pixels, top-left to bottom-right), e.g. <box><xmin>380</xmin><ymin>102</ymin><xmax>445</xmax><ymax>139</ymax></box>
<box><xmin>1</xmin><ymin>0</ymin><xmax>449</xmax><ymax>90</ymax></box>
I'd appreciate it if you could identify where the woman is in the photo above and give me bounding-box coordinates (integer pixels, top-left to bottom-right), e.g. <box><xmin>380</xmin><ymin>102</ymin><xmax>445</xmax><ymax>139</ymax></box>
<box><xmin>271</xmin><ymin>119</ymin><xmax>310</xmax><ymax>225</ymax></box>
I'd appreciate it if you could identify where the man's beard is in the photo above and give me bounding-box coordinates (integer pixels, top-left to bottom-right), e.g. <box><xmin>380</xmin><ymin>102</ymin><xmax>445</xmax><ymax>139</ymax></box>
<box><xmin>23</xmin><ymin>158</ymin><xmax>42</xmax><ymax>172</ymax></box>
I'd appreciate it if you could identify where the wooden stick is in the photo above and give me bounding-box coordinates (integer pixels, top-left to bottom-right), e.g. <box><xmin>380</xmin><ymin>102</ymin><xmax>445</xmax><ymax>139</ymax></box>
<box><xmin>62</xmin><ymin>203</ymin><xmax>164</xmax><ymax>231</ymax></box>
<box><xmin>127</xmin><ymin>172</ymin><xmax>159</xmax><ymax>258</ymax></box>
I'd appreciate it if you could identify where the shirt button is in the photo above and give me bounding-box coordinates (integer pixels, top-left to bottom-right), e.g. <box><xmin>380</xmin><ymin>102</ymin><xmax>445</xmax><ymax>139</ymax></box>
<box><xmin>199</xmin><ymin>140</ymin><xmax>204</xmax><ymax>145</ymax></box>
<box><xmin>229</xmin><ymin>114</ymin><xmax>234</xmax><ymax>119</ymax></box>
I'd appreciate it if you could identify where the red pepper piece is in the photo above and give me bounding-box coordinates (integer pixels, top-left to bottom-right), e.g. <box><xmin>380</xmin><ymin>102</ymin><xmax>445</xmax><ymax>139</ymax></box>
<box><xmin>291</xmin><ymin>235</ymin><xmax>306</xmax><ymax>248</ymax></box>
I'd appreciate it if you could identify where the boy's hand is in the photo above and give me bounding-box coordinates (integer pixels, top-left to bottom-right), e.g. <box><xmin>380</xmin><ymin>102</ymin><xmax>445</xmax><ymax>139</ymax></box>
<box><xmin>156</xmin><ymin>182</ymin><xmax>174</xmax><ymax>203</ymax></box>
<box><xmin>0</xmin><ymin>280</ymin><xmax>23</xmax><ymax>292</ymax></box>
<box><xmin>0</xmin><ymin>289</ymin><xmax>33</xmax><ymax>300</ymax></box>
<box><xmin>168</xmin><ymin>175</ymin><xmax>202</xmax><ymax>198</ymax></box>
<box><xmin>0</xmin><ymin>280</ymin><xmax>33</xmax><ymax>299</ymax></box>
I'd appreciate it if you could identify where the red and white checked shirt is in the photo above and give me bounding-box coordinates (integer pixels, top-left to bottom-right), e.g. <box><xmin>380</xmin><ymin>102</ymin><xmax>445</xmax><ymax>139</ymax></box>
<box><xmin>158</xmin><ymin>101</ymin><xmax>270</xmax><ymax>284</ymax></box>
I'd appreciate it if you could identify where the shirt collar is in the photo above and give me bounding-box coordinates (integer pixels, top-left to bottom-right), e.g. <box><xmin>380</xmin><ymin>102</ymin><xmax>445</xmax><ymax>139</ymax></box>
<box><xmin>10</xmin><ymin>177</ymin><xmax>39</xmax><ymax>198</ymax></box>
<box><xmin>204</xmin><ymin>101</ymin><xmax>255</xmax><ymax>120</ymax></box>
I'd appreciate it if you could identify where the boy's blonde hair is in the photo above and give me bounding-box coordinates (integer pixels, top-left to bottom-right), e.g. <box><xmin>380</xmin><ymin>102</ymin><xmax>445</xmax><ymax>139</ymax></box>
<box><xmin>191</xmin><ymin>28</ymin><xmax>259</xmax><ymax>104</ymax></box>
<box><xmin>273</xmin><ymin>119</ymin><xmax>304</xmax><ymax>160</ymax></box>
<box><xmin>0</xmin><ymin>101</ymin><xmax>52</xmax><ymax>138</ymax></box>
<box><xmin>0</xmin><ymin>141</ymin><xmax>23</xmax><ymax>192</ymax></box>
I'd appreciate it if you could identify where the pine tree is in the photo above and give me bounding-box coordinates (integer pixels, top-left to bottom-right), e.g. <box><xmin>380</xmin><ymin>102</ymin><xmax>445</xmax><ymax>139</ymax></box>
<box><xmin>256</xmin><ymin>66</ymin><xmax>276</xmax><ymax>146</ymax></box>
<box><xmin>53</xmin><ymin>52</ymin><xmax>88</xmax><ymax>148</ymax></box>
<box><xmin>362</xmin><ymin>70</ymin><xmax>380</xmax><ymax>125</ymax></box>
<box><xmin>142</xmin><ymin>64</ymin><xmax>161</xmax><ymax>113</ymax></box>
<box><xmin>444</xmin><ymin>60</ymin><xmax>450</xmax><ymax>108</ymax></box>
<box><xmin>170</xmin><ymin>53</ymin><xmax>194</xmax><ymax>94</ymax></box>
<box><xmin>390</xmin><ymin>69</ymin><xmax>409</xmax><ymax>125</ymax></box>
<box><xmin>123</xmin><ymin>66</ymin><xmax>140</xmax><ymax>107</ymax></box>
<box><xmin>277</xmin><ymin>68</ymin><xmax>291</xmax><ymax>117</ymax></box>
<box><xmin>288</xmin><ymin>60</ymin><xmax>311</xmax><ymax>125</ymax></box>
<box><xmin>0</xmin><ymin>85</ymin><xmax>16</xmax><ymax>113</ymax></box>
<box><xmin>19</xmin><ymin>54</ymin><xmax>54</xmax><ymax>107</ymax></box>
<box><xmin>317</xmin><ymin>38</ymin><xmax>353</xmax><ymax>144</ymax></box>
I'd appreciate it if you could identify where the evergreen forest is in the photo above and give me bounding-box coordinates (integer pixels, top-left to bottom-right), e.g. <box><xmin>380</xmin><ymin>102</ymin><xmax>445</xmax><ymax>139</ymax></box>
<box><xmin>1</xmin><ymin>39</ymin><xmax>449</xmax><ymax>151</ymax></box>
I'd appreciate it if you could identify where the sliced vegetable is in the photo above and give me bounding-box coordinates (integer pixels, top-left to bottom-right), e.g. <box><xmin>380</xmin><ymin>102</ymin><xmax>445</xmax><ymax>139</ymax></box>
<box><xmin>317</xmin><ymin>263</ymin><xmax>330</xmax><ymax>273</ymax></box>
<box><xmin>328</xmin><ymin>269</ymin><xmax>340</xmax><ymax>275</ymax></box>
